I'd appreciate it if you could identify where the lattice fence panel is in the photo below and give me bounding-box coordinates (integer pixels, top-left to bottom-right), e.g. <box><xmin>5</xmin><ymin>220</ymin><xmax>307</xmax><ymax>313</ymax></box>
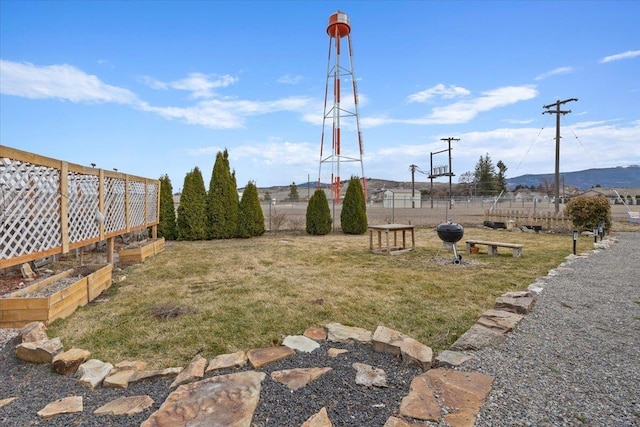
<box><xmin>1</xmin><ymin>159</ymin><xmax>62</xmax><ymax>261</ymax></box>
<box><xmin>128</xmin><ymin>181</ymin><xmax>146</xmax><ymax>228</ymax></box>
<box><xmin>67</xmin><ymin>172</ymin><xmax>100</xmax><ymax>243</ymax></box>
<box><xmin>146</xmin><ymin>182</ymin><xmax>159</xmax><ymax>223</ymax></box>
<box><xmin>2</xmin><ymin>147</ymin><xmax>160</xmax><ymax>268</ymax></box>
<box><xmin>104</xmin><ymin>177</ymin><xmax>126</xmax><ymax>234</ymax></box>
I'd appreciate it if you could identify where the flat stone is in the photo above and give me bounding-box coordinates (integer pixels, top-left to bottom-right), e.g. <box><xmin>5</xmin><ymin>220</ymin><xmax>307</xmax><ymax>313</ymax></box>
<box><xmin>37</xmin><ymin>396</ymin><xmax>83</xmax><ymax>418</ymax></box>
<box><xmin>424</xmin><ymin>369</ymin><xmax>494</xmax><ymax>427</ymax></box>
<box><xmin>271</xmin><ymin>367</ymin><xmax>332</xmax><ymax>390</ymax></box>
<box><xmin>372</xmin><ymin>325</ymin><xmax>433</xmax><ymax>370</ymax></box>
<box><xmin>15</xmin><ymin>337</ymin><xmax>63</xmax><ymax>364</ymax></box>
<box><xmin>502</xmin><ymin>290</ymin><xmax>532</xmax><ymax>298</ymax></box>
<box><xmin>434</xmin><ymin>350</ymin><xmax>474</xmax><ymax>368</ymax></box>
<box><xmin>104</xmin><ymin>369</ymin><xmax>136</xmax><ymax>388</ymax></box>
<box><xmin>114</xmin><ymin>360</ymin><xmax>148</xmax><ymax>371</ymax></box>
<box><xmin>495</xmin><ymin>295</ymin><xmax>535</xmax><ymax>314</ymax></box>
<box><xmin>141</xmin><ymin>371</ymin><xmax>265</xmax><ymax>427</ymax></box>
<box><xmin>476</xmin><ymin>309</ymin><xmax>524</xmax><ymax>333</ymax></box>
<box><xmin>325</xmin><ymin>322</ymin><xmax>372</xmax><ymax>343</ymax></box>
<box><xmin>206</xmin><ymin>351</ymin><xmax>247</xmax><ymax>373</ymax></box>
<box><xmin>21</xmin><ymin>262</ymin><xmax>36</xmax><ymax>280</ymax></box>
<box><xmin>0</xmin><ymin>397</ymin><xmax>17</xmax><ymax>409</ymax></box>
<box><xmin>304</xmin><ymin>326</ymin><xmax>327</xmax><ymax>341</ymax></box>
<box><xmin>94</xmin><ymin>395</ymin><xmax>154</xmax><ymax>416</ymax></box>
<box><xmin>353</xmin><ymin>362</ymin><xmax>387</xmax><ymax>387</ymax></box>
<box><xmin>450</xmin><ymin>324</ymin><xmax>506</xmax><ymax>351</ymax></box>
<box><xmin>283</xmin><ymin>335</ymin><xmax>320</xmax><ymax>353</ymax></box>
<box><xmin>384</xmin><ymin>416</ymin><xmax>416</xmax><ymax>426</ymax></box>
<box><xmin>247</xmin><ymin>346</ymin><xmax>295</xmax><ymax>369</ymax></box>
<box><xmin>301</xmin><ymin>407</ymin><xmax>332</xmax><ymax>427</ymax></box>
<box><xmin>77</xmin><ymin>359</ymin><xmax>114</xmax><ymax>389</ymax></box>
<box><xmin>327</xmin><ymin>348</ymin><xmax>348</xmax><ymax>357</ymax></box>
<box><xmin>19</xmin><ymin>321</ymin><xmax>48</xmax><ymax>343</ymax></box>
<box><xmin>170</xmin><ymin>354</ymin><xmax>207</xmax><ymax>388</ymax></box>
<box><xmin>399</xmin><ymin>373</ymin><xmax>441</xmax><ymax>422</ymax></box>
<box><xmin>52</xmin><ymin>348</ymin><xmax>91</xmax><ymax>375</ymax></box>
<box><xmin>526</xmin><ymin>284</ymin><xmax>544</xmax><ymax>295</ymax></box>
<box><xmin>128</xmin><ymin>367</ymin><xmax>182</xmax><ymax>384</ymax></box>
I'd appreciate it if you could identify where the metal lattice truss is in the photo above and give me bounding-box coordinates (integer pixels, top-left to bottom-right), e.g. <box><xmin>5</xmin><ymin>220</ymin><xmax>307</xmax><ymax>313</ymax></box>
<box><xmin>1</xmin><ymin>146</ymin><xmax>160</xmax><ymax>269</ymax></box>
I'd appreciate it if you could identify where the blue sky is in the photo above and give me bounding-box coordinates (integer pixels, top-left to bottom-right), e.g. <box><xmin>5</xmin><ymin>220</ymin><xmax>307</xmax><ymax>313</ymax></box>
<box><xmin>1</xmin><ymin>1</ymin><xmax>639</xmax><ymax>190</ymax></box>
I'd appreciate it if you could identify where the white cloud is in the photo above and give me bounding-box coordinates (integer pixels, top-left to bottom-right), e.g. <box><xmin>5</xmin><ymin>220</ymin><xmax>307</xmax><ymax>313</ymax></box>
<box><xmin>277</xmin><ymin>74</ymin><xmax>304</xmax><ymax>85</ymax></box>
<box><xmin>407</xmin><ymin>84</ymin><xmax>470</xmax><ymax>103</ymax></box>
<box><xmin>534</xmin><ymin>66</ymin><xmax>574</xmax><ymax>81</ymax></box>
<box><xmin>139</xmin><ymin>96</ymin><xmax>313</xmax><ymax>129</ymax></box>
<box><xmin>504</xmin><ymin>118</ymin><xmax>534</xmax><ymax>124</ymax></box>
<box><xmin>599</xmin><ymin>50</ymin><xmax>640</xmax><ymax>63</ymax></box>
<box><xmin>140</xmin><ymin>73</ymin><xmax>238</xmax><ymax>98</ymax></box>
<box><xmin>410</xmin><ymin>85</ymin><xmax>539</xmax><ymax>125</ymax></box>
<box><xmin>0</xmin><ymin>59</ymin><xmax>138</xmax><ymax>104</ymax></box>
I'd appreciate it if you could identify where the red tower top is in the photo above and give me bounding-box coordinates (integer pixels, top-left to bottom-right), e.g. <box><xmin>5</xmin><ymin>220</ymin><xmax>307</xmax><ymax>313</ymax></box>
<box><xmin>327</xmin><ymin>11</ymin><xmax>350</xmax><ymax>38</ymax></box>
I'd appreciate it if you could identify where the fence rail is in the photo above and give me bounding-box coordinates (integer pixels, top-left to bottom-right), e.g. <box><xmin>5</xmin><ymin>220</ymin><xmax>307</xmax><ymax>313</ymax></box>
<box><xmin>1</xmin><ymin>146</ymin><xmax>160</xmax><ymax>269</ymax></box>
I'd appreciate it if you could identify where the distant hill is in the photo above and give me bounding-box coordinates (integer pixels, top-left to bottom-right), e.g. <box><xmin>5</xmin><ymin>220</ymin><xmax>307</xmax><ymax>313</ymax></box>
<box><xmin>507</xmin><ymin>166</ymin><xmax>640</xmax><ymax>190</ymax></box>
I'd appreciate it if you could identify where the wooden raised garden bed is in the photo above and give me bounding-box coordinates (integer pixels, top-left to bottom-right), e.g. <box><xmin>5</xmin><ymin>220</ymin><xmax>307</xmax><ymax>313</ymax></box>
<box><xmin>118</xmin><ymin>237</ymin><xmax>165</xmax><ymax>263</ymax></box>
<box><xmin>0</xmin><ymin>264</ymin><xmax>113</xmax><ymax>328</ymax></box>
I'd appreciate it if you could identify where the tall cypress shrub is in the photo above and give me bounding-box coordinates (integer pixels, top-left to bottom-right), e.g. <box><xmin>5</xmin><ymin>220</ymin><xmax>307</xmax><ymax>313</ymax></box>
<box><xmin>158</xmin><ymin>174</ymin><xmax>177</xmax><ymax>240</ymax></box>
<box><xmin>237</xmin><ymin>181</ymin><xmax>265</xmax><ymax>238</ymax></box>
<box><xmin>306</xmin><ymin>189</ymin><xmax>332</xmax><ymax>235</ymax></box>
<box><xmin>176</xmin><ymin>167</ymin><xmax>208</xmax><ymax>240</ymax></box>
<box><xmin>207</xmin><ymin>149</ymin><xmax>239</xmax><ymax>239</ymax></box>
<box><xmin>340</xmin><ymin>176</ymin><xmax>368</xmax><ymax>234</ymax></box>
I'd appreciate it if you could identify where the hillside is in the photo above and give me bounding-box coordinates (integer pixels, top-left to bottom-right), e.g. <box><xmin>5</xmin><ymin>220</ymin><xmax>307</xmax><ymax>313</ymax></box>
<box><xmin>506</xmin><ymin>166</ymin><xmax>640</xmax><ymax>190</ymax></box>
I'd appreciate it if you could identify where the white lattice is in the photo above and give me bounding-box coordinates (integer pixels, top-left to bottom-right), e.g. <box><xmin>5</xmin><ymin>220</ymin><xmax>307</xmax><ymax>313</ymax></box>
<box><xmin>1</xmin><ymin>159</ymin><xmax>62</xmax><ymax>260</ymax></box>
<box><xmin>128</xmin><ymin>181</ymin><xmax>146</xmax><ymax>228</ymax></box>
<box><xmin>67</xmin><ymin>173</ymin><xmax>100</xmax><ymax>243</ymax></box>
<box><xmin>146</xmin><ymin>183</ymin><xmax>158</xmax><ymax>223</ymax></box>
<box><xmin>104</xmin><ymin>177</ymin><xmax>126</xmax><ymax>234</ymax></box>
<box><xmin>1</xmin><ymin>148</ymin><xmax>160</xmax><ymax>268</ymax></box>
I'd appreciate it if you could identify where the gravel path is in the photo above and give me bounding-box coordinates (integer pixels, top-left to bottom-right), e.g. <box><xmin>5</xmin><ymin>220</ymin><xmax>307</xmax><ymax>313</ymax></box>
<box><xmin>1</xmin><ymin>232</ymin><xmax>638</xmax><ymax>426</ymax></box>
<box><xmin>466</xmin><ymin>232</ymin><xmax>640</xmax><ymax>427</ymax></box>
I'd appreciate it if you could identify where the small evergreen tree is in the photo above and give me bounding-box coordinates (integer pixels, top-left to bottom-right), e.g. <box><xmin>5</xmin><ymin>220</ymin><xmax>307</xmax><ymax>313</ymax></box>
<box><xmin>340</xmin><ymin>176</ymin><xmax>368</xmax><ymax>234</ymax></box>
<box><xmin>158</xmin><ymin>174</ymin><xmax>177</xmax><ymax>240</ymax></box>
<box><xmin>288</xmin><ymin>182</ymin><xmax>300</xmax><ymax>202</ymax></box>
<box><xmin>176</xmin><ymin>167</ymin><xmax>208</xmax><ymax>240</ymax></box>
<box><xmin>306</xmin><ymin>189</ymin><xmax>332</xmax><ymax>235</ymax></box>
<box><xmin>237</xmin><ymin>181</ymin><xmax>265</xmax><ymax>238</ymax></box>
<box><xmin>474</xmin><ymin>153</ymin><xmax>498</xmax><ymax>196</ymax></box>
<box><xmin>207</xmin><ymin>149</ymin><xmax>239</xmax><ymax>239</ymax></box>
<box><xmin>496</xmin><ymin>160</ymin><xmax>508</xmax><ymax>193</ymax></box>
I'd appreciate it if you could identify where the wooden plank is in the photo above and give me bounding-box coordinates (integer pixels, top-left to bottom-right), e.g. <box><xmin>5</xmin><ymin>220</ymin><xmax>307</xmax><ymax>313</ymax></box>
<box><xmin>0</xmin><ymin>146</ymin><xmax>61</xmax><ymax>169</ymax></box>
<box><xmin>87</xmin><ymin>264</ymin><xmax>112</xmax><ymax>301</ymax></box>
<box><xmin>60</xmin><ymin>161</ymin><xmax>70</xmax><ymax>253</ymax></box>
<box><xmin>0</xmin><ymin>297</ymin><xmax>49</xmax><ymax>310</ymax></box>
<box><xmin>0</xmin><ymin>246</ymin><xmax>63</xmax><ymax>270</ymax></box>
<box><xmin>1</xmin><ymin>308</ymin><xmax>50</xmax><ymax>323</ymax></box>
<box><xmin>99</xmin><ymin>168</ymin><xmax>105</xmax><ymax>240</ymax></box>
<box><xmin>48</xmin><ymin>278</ymin><xmax>88</xmax><ymax>306</ymax></box>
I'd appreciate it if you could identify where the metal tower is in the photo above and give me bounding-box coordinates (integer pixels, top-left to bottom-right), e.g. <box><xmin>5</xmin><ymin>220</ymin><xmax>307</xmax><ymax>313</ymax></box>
<box><xmin>318</xmin><ymin>11</ymin><xmax>366</xmax><ymax>202</ymax></box>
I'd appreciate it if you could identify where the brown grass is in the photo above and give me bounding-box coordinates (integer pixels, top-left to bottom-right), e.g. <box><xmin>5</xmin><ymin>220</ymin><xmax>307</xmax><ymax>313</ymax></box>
<box><xmin>46</xmin><ymin>225</ymin><xmax>603</xmax><ymax>368</ymax></box>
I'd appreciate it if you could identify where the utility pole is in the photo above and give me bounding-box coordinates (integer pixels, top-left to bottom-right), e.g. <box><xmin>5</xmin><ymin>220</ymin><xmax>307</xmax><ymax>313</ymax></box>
<box><xmin>409</xmin><ymin>164</ymin><xmax>417</xmax><ymax>208</ymax></box>
<box><xmin>441</xmin><ymin>137</ymin><xmax>459</xmax><ymax>210</ymax></box>
<box><xmin>543</xmin><ymin>98</ymin><xmax>578</xmax><ymax>214</ymax></box>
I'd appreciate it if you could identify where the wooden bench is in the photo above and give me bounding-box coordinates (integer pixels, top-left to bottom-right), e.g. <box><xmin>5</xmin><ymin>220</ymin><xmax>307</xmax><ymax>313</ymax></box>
<box><xmin>629</xmin><ymin>212</ymin><xmax>640</xmax><ymax>224</ymax></box>
<box><xmin>466</xmin><ymin>240</ymin><xmax>523</xmax><ymax>257</ymax></box>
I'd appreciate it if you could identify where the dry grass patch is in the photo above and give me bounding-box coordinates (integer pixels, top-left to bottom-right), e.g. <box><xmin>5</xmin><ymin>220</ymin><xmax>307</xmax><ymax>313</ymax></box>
<box><xmin>48</xmin><ymin>227</ymin><xmax>595</xmax><ymax>368</ymax></box>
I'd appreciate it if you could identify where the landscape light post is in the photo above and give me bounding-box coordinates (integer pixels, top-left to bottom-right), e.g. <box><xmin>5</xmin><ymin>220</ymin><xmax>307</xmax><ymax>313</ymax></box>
<box><xmin>572</xmin><ymin>229</ymin><xmax>578</xmax><ymax>255</ymax></box>
<box><xmin>593</xmin><ymin>228</ymin><xmax>598</xmax><ymax>244</ymax></box>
